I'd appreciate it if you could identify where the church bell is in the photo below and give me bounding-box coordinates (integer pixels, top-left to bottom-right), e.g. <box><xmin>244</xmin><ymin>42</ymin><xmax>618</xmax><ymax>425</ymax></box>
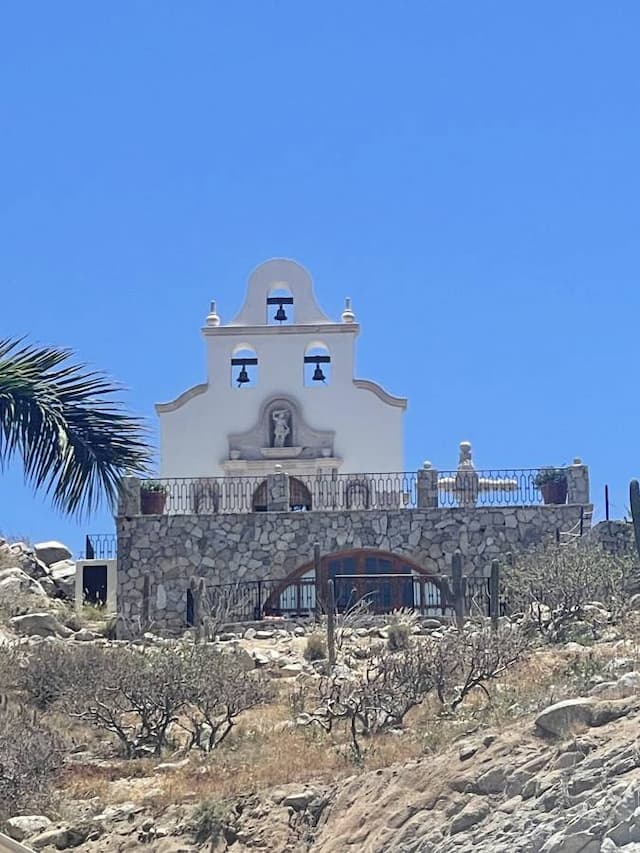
<box><xmin>236</xmin><ymin>365</ymin><xmax>250</xmax><ymax>386</ymax></box>
<box><xmin>274</xmin><ymin>302</ymin><xmax>288</xmax><ymax>323</ymax></box>
<box><xmin>312</xmin><ymin>362</ymin><xmax>326</xmax><ymax>382</ymax></box>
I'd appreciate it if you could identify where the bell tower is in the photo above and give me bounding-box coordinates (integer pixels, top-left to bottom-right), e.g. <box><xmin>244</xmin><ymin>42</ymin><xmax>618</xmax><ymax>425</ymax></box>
<box><xmin>156</xmin><ymin>259</ymin><xmax>407</xmax><ymax>478</ymax></box>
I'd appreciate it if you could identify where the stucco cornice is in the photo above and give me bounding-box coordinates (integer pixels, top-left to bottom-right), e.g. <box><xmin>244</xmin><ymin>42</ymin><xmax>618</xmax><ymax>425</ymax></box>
<box><xmin>202</xmin><ymin>323</ymin><xmax>359</xmax><ymax>337</ymax></box>
<box><xmin>353</xmin><ymin>379</ymin><xmax>407</xmax><ymax>410</ymax></box>
<box><xmin>155</xmin><ymin>383</ymin><xmax>208</xmax><ymax>414</ymax></box>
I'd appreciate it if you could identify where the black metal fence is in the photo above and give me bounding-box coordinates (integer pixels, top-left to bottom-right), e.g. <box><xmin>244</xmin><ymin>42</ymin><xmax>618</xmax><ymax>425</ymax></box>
<box><xmin>295</xmin><ymin>472</ymin><xmax>418</xmax><ymax>510</ymax></box>
<box><xmin>84</xmin><ymin>533</ymin><xmax>117</xmax><ymax>560</ymax></box>
<box><xmin>138</xmin><ymin>468</ymin><xmax>548</xmax><ymax>515</ymax></box>
<box><xmin>204</xmin><ymin>574</ymin><xmax>503</xmax><ymax>623</ymax></box>
<box><xmin>437</xmin><ymin>469</ymin><xmax>543</xmax><ymax>507</ymax></box>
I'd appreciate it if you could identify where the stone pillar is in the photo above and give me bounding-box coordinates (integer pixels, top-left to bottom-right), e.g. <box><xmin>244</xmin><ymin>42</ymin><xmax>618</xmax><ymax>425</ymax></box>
<box><xmin>267</xmin><ymin>468</ymin><xmax>290</xmax><ymax>512</ymax></box>
<box><xmin>118</xmin><ymin>476</ymin><xmax>141</xmax><ymax>516</ymax></box>
<box><xmin>566</xmin><ymin>458</ymin><xmax>590</xmax><ymax>505</ymax></box>
<box><xmin>417</xmin><ymin>462</ymin><xmax>439</xmax><ymax>509</ymax></box>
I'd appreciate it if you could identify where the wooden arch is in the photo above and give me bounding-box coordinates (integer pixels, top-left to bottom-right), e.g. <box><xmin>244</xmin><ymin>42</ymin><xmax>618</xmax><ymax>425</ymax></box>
<box><xmin>265</xmin><ymin>549</ymin><xmax>444</xmax><ymax>616</ymax></box>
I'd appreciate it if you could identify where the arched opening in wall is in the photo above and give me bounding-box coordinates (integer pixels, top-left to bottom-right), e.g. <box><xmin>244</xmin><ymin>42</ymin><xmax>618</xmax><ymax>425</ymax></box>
<box><xmin>230</xmin><ymin>345</ymin><xmax>258</xmax><ymax>388</ymax></box>
<box><xmin>263</xmin><ymin>550</ymin><xmax>444</xmax><ymax>617</ymax></box>
<box><xmin>251</xmin><ymin>477</ymin><xmax>312</xmax><ymax>512</ymax></box>
<box><xmin>266</xmin><ymin>285</ymin><xmax>294</xmax><ymax>326</ymax></box>
<box><xmin>304</xmin><ymin>342</ymin><xmax>331</xmax><ymax>387</ymax></box>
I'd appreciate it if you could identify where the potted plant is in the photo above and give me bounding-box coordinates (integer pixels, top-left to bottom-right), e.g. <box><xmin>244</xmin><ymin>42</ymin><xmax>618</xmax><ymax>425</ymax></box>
<box><xmin>140</xmin><ymin>480</ymin><xmax>167</xmax><ymax>515</ymax></box>
<box><xmin>535</xmin><ymin>468</ymin><xmax>568</xmax><ymax>505</ymax></box>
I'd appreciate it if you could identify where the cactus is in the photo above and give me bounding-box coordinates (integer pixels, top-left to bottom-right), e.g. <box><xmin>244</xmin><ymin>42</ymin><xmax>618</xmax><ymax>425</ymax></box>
<box><xmin>441</xmin><ymin>551</ymin><xmax>467</xmax><ymax>629</ymax></box>
<box><xmin>489</xmin><ymin>559</ymin><xmax>500</xmax><ymax>630</ymax></box>
<box><xmin>326</xmin><ymin>578</ymin><xmax>336</xmax><ymax>668</ymax></box>
<box><xmin>190</xmin><ymin>576</ymin><xmax>207</xmax><ymax>643</ymax></box>
<box><xmin>631</xmin><ymin>479</ymin><xmax>640</xmax><ymax>558</ymax></box>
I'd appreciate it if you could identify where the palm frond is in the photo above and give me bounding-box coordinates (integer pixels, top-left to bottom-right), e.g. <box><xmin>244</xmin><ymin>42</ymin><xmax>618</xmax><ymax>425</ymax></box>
<box><xmin>0</xmin><ymin>337</ymin><xmax>152</xmax><ymax>516</ymax></box>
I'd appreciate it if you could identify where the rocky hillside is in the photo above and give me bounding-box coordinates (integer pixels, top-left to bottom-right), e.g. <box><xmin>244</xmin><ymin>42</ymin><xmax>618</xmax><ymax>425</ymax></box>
<box><xmin>2</xmin><ymin>537</ymin><xmax>640</xmax><ymax>852</ymax></box>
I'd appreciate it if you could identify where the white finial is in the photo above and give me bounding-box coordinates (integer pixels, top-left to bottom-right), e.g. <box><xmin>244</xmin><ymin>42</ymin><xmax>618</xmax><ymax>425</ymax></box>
<box><xmin>341</xmin><ymin>296</ymin><xmax>356</xmax><ymax>323</ymax></box>
<box><xmin>206</xmin><ymin>300</ymin><xmax>221</xmax><ymax>327</ymax></box>
<box><xmin>423</xmin><ymin>461</ymin><xmax>433</xmax><ymax>469</ymax></box>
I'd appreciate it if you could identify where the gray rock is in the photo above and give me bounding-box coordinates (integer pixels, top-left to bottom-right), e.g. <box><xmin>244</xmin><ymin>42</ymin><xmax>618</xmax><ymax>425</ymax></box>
<box><xmin>34</xmin><ymin>541</ymin><xmax>72</xmax><ymax>567</ymax></box>
<box><xmin>535</xmin><ymin>699</ymin><xmax>596</xmax><ymax>737</ymax></box>
<box><xmin>283</xmin><ymin>788</ymin><xmax>321</xmax><ymax>811</ymax></box>
<box><xmin>449</xmin><ymin>796</ymin><xmax>490</xmax><ymax>834</ymax></box>
<box><xmin>255</xmin><ymin>630</ymin><xmax>275</xmax><ymax>640</ymax></box>
<box><xmin>617</xmin><ymin>672</ymin><xmax>640</xmax><ymax>697</ymax></box>
<box><xmin>10</xmin><ymin>611</ymin><xmax>73</xmax><ymax>638</ymax></box>
<box><xmin>31</xmin><ymin>827</ymin><xmax>69</xmax><ymax>849</ymax></box>
<box><xmin>5</xmin><ymin>815</ymin><xmax>52</xmax><ymax>841</ymax></box>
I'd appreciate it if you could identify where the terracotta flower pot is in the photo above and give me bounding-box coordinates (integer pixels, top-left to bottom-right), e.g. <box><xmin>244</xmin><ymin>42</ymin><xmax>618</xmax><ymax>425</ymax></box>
<box><xmin>140</xmin><ymin>490</ymin><xmax>167</xmax><ymax>515</ymax></box>
<box><xmin>540</xmin><ymin>480</ymin><xmax>568</xmax><ymax>505</ymax></box>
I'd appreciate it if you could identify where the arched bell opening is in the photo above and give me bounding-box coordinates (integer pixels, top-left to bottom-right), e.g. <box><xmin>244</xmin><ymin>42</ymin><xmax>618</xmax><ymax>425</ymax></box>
<box><xmin>304</xmin><ymin>342</ymin><xmax>331</xmax><ymax>386</ymax></box>
<box><xmin>263</xmin><ymin>549</ymin><xmax>444</xmax><ymax>617</ymax></box>
<box><xmin>266</xmin><ymin>285</ymin><xmax>294</xmax><ymax>325</ymax></box>
<box><xmin>231</xmin><ymin>345</ymin><xmax>258</xmax><ymax>388</ymax></box>
<box><xmin>251</xmin><ymin>477</ymin><xmax>313</xmax><ymax>512</ymax></box>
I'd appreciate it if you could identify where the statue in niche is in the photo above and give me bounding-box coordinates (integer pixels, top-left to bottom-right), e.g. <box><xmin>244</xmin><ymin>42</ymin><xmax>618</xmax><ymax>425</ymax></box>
<box><xmin>271</xmin><ymin>408</ymin><xmax>291</xmax><ymax>448</ymax></box>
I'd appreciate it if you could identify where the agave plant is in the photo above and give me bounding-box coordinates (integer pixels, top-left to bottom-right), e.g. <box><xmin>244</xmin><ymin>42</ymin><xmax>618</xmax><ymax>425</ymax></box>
<box><xmin>0</xmin><ymin>337</ymin><xmax>151</xmax><ymax>516</ymax></box>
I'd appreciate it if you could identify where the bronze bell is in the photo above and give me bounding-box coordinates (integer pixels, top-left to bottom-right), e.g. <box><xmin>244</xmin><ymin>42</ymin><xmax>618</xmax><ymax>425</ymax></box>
<box><xmin>274</xmin><ymin>303</ymin><xmax>288</xmax><ymax>323</ymax></box>
<box><xmin>312</xmin><ymin>362</ymin><xmax>326</xmax><ymax>382</ymax></box>
<box><xmin>237</xmin><ymin>365</ymin><xmax>250</xmax><ymax>386</ymax></box>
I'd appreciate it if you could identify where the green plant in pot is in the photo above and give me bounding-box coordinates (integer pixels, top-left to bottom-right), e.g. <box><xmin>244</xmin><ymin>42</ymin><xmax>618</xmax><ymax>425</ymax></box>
<box><xmin>534</xmin><ymin>468</ymin><xmax>568</xmax><ymax>505</ymax></box>
<box><xmin>140</xmin><ymin>480</ymin><xmax>168</xmax><ymax>515</ymax></box>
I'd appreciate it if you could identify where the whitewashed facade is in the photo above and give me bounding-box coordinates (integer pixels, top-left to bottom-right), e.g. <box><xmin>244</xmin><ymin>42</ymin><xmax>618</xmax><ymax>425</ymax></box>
<box><xmin>156</xmin><ymin>259</ymin><xmax>407</xmax><ymax>479</ymax></box>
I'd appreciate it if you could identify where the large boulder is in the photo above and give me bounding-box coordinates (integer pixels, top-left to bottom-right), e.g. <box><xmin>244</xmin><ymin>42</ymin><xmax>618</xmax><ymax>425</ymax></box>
<box><xmin>535</xmin><ymin>697</ymin><xmax>636</xmax><ymax>736</ymax></box>
<box><xmin>49</xmin><ymin>559</ymin><xmax>76</xmax><ymax>600</ymax></box>
<box><xmin>4</xmin><ymin>541</ymin><xmax>49</xmax><ymax>578</ymax></box>
<box><xmin>34</xmin><ymin>541</ymin><xmax>72</xmax><ymax>567</ymax></box>
<box><xmin>5</xmin><ymin>815</ymin><xmax>53</xmax><ymax>841</ymax></box>
<box><xmin>10</xmin><ymin>611</ymin><xmax>73</xmax><ymax>638</ymax></box>
<box><xmin>0</xmin><ymin>567</ymin><xmax>48</xmax><ymax>597</ymax></box>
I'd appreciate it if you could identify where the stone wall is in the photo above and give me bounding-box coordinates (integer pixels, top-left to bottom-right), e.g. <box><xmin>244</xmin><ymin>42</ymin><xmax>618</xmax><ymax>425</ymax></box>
<box><xmin>590</xmin><ymin>520</ymin><xmax>637</xmax><ymax>554</ymax></box>
<box><xmin>117</xmin><ymin>503</ymin><xmax>590</xmax><ymax>632</ymax></box>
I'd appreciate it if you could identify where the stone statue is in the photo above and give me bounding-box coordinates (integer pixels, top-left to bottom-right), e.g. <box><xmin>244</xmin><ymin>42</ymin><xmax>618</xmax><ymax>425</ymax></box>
<box><xmin>272</xmin><ymin>409</ymin><xmax>291</xmax><ymax>448</ymax></box>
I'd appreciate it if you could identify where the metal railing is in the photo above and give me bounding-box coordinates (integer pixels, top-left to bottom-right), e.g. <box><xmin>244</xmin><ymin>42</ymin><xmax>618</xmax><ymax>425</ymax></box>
<box><xmin>136</xmin><ymin>467</ymin><xmax>555</xmax><ymax>516</ymax></box>
<box><xmin>84</xmin><ymin>533</ymin><xmax>117</xmax><ymax>560</ymax></box>
<box><xmin>437</xmin><ymin>468</ymin><xmax>543</xmax><ymax>507</ymax></box>
<box><xmin>153</xmin><ymin>476</ymin><xmax>265</xmax><ymax>514</ymax></box>
<box><xmin>295</xmin><ymin>471</ymin><xmax>418</xmax><ymax>510</ymax></box>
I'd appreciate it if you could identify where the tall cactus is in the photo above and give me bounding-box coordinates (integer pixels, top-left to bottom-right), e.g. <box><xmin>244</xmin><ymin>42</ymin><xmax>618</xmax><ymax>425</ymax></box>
<box><xmin>630</xmin><ymin>480</ymin><xmax>640</xmax><ymax>558</ymax></box>
<box><xmin>489</xmin><ymin>559</ymin><xmax>500</xmax><ymax>631</ymax></box>
<box><xmin>190</xmin><ymin>576</ymin><xmax>207</xmax><ymax>644</ymax></box>
<box><xmin>441</xmin><ymin>551</ymin><xmax>467</xmax><ymax>629</ymax></box>
<box><xmin>326</xmin><ymin>578</ymin><xmax>336</xmax><ymax>669</ymax></box>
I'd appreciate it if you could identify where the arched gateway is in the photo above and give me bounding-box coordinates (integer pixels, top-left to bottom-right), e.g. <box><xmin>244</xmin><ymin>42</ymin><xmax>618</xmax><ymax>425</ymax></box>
<box><xmin>264</xmin><ymin>549</ymin><xmax>444</xmax><ymax>617</ymax></box>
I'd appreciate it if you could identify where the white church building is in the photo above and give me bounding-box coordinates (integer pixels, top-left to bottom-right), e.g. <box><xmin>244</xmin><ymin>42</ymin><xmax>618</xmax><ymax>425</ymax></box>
<box><xmin>104</xmin><ymin>258</ymin><xmax>591</xmax><ymax>632</ymax></box>
<box><xmin>156</xmin><ymin>258</ymin><xmax>407</xmax><ymax>482</ymax></box>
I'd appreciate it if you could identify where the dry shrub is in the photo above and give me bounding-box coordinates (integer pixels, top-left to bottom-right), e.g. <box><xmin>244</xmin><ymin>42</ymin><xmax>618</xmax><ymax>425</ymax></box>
<box><xmin>503</xmin><ymin>543</ymin><xmax>637</xmax><ymax>642</ymax></box>
<box><xmin>0</xmin><ymin>706</ymin><xmax>63</xmax><ymax>819</ymax></box>
<box><xmin>303</xmin><ymin>633</ymin><xmax>327</xmax><ymax>662</ymax></box>
<box><xmin>7</xmin><ymin>641</ymin><xmax>271</xmax><ymax>758</ymax></box>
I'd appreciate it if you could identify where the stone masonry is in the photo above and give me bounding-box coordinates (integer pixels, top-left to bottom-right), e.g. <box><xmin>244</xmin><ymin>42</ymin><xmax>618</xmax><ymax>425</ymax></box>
<box><xmin>117</xmin><ymin>501</ymin><xmax>590</xmax><ymax>633</ymax></box>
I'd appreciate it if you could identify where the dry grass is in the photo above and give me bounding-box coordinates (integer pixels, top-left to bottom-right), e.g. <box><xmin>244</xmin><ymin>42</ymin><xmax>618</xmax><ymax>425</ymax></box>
<box><xmin>54</xmin><ymin>621</ymin><xmax>640</xmax><ymax>815</ymax></box>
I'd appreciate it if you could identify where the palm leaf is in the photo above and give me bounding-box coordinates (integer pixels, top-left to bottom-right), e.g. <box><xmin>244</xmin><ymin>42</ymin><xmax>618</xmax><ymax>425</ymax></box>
<box><xmin>0</xmin><ymin>337</ymin><xmax>152</xmax><ymax>516</ymax></box>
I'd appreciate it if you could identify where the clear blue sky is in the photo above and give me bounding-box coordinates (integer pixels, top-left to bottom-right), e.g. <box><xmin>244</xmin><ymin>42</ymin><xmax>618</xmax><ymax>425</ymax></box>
<box><xmin>1</xmin><ymin>2</ymin><xmax>639</xmax><ymax>554</ymax></box>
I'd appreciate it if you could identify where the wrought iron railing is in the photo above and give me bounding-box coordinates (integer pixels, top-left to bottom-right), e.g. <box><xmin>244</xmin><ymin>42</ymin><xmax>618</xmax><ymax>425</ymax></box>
<box><xmin>136</xmin><ymin>467</ymin><xmax>553</xmax><ymax>515</ymax></box>
<box><xmin>153</xmin><ymin>476</ymin><xmax>265</xmax><ymax>514</ymax></box>
<box><xmin>295</xmin><ymin>471</ymin><xmax>418</xmax><ymax>510</ymax></box>
<box><xmin>84</xmin><ymin>533</ymin><xmax>117</xmax><ymax>560</ymax></box>
<box><xmin>437</xmin><ymin>468</ymin><xmax>543</xmax><ymax>507</ymax></box>
<box><xmin>203</xmin><ymin>574</ymin><xmax>501</xmax><ymax>622</ymax></box>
